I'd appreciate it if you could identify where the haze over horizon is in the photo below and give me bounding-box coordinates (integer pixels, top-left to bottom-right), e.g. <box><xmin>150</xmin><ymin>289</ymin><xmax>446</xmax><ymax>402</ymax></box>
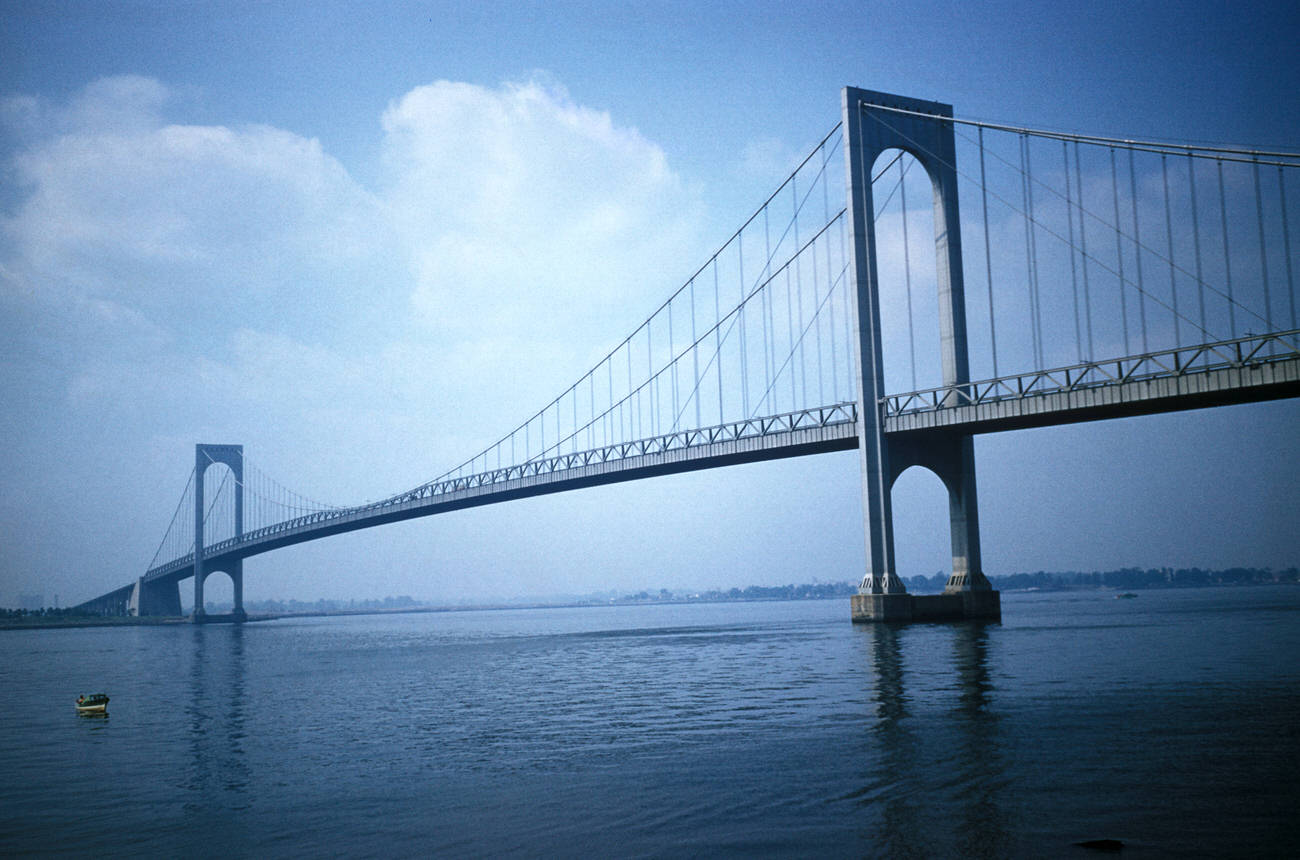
<box><xmin>3</xmin><ymin>1</ymin><xmax>1298</xmax><ymax>610</ymax></box>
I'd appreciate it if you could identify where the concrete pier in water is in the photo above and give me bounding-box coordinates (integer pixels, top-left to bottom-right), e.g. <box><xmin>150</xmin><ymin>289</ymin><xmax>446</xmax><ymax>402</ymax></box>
<box><xmin>851</xmin><ymin>590</ymin><xmax>1001</xmax><ymax>623</ymax></box>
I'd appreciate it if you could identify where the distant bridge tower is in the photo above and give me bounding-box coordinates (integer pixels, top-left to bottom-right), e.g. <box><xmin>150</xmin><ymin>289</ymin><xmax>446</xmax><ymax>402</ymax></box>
<box><xmin>193</xmin><ymin>443</ymin><xmax>246</xmax><ymax>623</ymax></box>
<box><xmin>842</xmin><ymin>87</ymin><xmax>999</xmax><ymax>622</ymax></box>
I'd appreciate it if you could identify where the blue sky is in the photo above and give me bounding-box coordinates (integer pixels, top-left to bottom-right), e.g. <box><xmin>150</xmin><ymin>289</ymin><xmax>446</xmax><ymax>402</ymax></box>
<box><xmin>2</xmin><ymin>1</ymin><xmax>1298</xmax><ymax>608</ymax></box>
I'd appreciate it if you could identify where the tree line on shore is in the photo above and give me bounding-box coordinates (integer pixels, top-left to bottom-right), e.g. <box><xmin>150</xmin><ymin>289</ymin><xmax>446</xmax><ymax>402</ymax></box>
<box><xmin>621</xmin><ymin>566</ymin><xmax>1298</xmax><ymax>602</ymax></box>
<box><xmin>905</xmin><ymin>565</ymin><xmax>1299</xmax><ymax>594</ymax></box>
<box><xmin>0</xmin><ymin>606</ymin><xmax>96</xmax><ymax>619</ymax></box>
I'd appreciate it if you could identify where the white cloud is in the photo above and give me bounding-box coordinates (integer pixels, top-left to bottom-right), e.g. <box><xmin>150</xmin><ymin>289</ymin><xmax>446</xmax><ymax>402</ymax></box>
<box><xmin>4</xmin><ymin>106</ymin><xmax>393</xmax><ymax>321</ymax></box>
<box><xmin>379</xmin><ymin>78</ymin><xmax>702</xmax><ymax>343</ymax></box>
<box><xmin>0</xmin><ymin>74</ymin><xmax>716</xmax><ymax>602</ymax></box>
<box><xmin>65</xmin><ymin>75</ymin><xmax>169</xmax><ymax>132</ymax></box>
<box><xmin>3</xmin><ymin>75</ymin><xmax>705</xmax><ymax>395</ymax></box>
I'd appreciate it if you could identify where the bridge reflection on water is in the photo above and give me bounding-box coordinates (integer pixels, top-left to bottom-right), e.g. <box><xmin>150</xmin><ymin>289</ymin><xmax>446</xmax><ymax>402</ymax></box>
<box><xmin>172</xmin><ymin>614</ymin><xmax>1016</xmax><ymax>856</ymax></box>
<box><xmin>853</xmin><ymin>621</ymin><xmax>1010</xmax><ymax>857</ymax></box>
<box><xmin>184</xmin><ymin>625</ymin><xmax>249</xmax><ymax>822</ymax></box>
<box><xmin>9</xmin><ymin>593</ymin><xmax>1297</xmax><ymax>855</ymax></box>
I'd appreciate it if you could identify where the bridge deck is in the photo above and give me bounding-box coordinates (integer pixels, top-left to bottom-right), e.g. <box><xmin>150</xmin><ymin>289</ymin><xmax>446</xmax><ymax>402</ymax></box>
<box><xmin>883</xmin><ymin>332</ymin><xmax>1300</xmax><ymax>436</ymax></box>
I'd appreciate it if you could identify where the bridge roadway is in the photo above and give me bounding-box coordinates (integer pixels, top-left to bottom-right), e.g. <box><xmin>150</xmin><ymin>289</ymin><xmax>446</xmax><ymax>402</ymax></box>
<box><xmin>883</xmin><ymin>331</ymin><xmax>1300</xmax><ymax>436</ymax></box>
<box><xmin>80</xmin><ymin>332</ymin><xmax>1299</xmax><ymax>615</ymax></box>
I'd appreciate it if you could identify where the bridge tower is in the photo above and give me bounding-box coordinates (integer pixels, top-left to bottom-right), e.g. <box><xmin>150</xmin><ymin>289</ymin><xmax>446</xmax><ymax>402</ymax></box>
<box><xmin>842</xmin><ymin>87</ymin><xmax>999</xmax><ymax>622</ymax></box>
<box><xmin>193</xmin><ymin>443</ymin><xmax>246</xmax><ymax>623</ymax></box>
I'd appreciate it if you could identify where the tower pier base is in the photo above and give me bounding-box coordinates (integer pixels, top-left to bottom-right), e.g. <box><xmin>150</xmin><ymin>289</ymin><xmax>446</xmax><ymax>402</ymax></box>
<box><xmin>851</xmin><ymin>589</ymin><xmax>1000</xmax><ymax>623</ymax></box>
<box><xmin>192</xmin><ymin>609</ymin><xmax>247</xmax><ymax>625</ymax></box>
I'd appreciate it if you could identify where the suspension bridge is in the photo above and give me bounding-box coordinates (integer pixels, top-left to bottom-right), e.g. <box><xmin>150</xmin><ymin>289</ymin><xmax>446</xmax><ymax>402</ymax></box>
<box><xmin>77</xmin><ymin>87</ymin><xmax>1300</xmax><ymax>622</ymax></box>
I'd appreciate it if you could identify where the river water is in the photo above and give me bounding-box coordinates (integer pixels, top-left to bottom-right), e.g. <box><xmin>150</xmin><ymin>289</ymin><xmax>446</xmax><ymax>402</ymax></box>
<box><xmin>2</xmin><ymin>586</ymin><xmax>1298</xmax><ymax>857</ymax></box>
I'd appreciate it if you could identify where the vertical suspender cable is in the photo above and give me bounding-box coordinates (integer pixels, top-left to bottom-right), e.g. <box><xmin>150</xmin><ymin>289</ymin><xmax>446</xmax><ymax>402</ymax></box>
<box><xmin>786</xmin><ymin>265</ymin><xmax>797</xmax><ymax>407</ymax></box>
<box><xmin>840</xmin><ymin>207</ymin><xmax>855</xmax><ymax>392</ymax></box>
<box><xmin>1019</xmin><ymin>136</ymin><xmax>1035</xmax><ymax>365</ymax></box>
<box><xmin>690</xmin><ymin>278</ymin><xmax>701</xmax><ymax>429</ymax></box>
<box><xmin>793</xmin><ymin>176</ymin><xmax>807</xmax><ymax>403</ymax></box>
<box><xmin>812</xmin><ymin>216</ymin><xmax>825</xmax><ymax>407</ymax></box>
<box><xmin>1128</xmin><ymin>148</ymin><xmax>1148</xmax><ymax>352</ymax></box>
<box><xmin>1252</xmin><ymin>157</ymin><xmax>1273</xmax><ymax>333</ymax></box>
<box><xmin>652</xmin><ymin>322</ymin><xmax>661</xmax><ymax>439</ymax></box>
<box><xmin>762</xmin><ymin>208</ymin><xmax>773</xmax><ymax>405</ymax></box>
<box><xmin>980</xmin><ymin>127</ymin><xmax>999</xmax><ymax>377</ymax></box>
<box><xmin>1161</xmin><ymin>154</ymin><xmax>1181</xmax><ymax>347</ymax></box>
<box><xmin>646</xmin><ymin>319</ymin><xmax>654</xmax><ymax>437</ymax></box>
<box><xmin>738</xmin><ymin>237</ymin><xmax>749</xmax><ymax>417</ymax></box>
<box><xmin>1217</xmin><ymin>159</ymin><xmax>1235</xmax><ymax>337</ymax></box>
<box><xmin>1110</xmin><ymin>147</ymin><xmax>1130</xmax><ymax>353</ymax></box>
<box><xmin>1063</xmin><ymin>140</ymin><xmax>1082</xmax><ymax>363</ymax></box>
<box><xmin>1189</xmin><ymin>153</ymin><xmax>1207</xmax><ymax>336</ymax></box>
<box><xmin>1280</xmin><ymin>166</ymin><xmax>1297</xmax><ymax>330</ymax></box>
<box><xmin>668</xmin><ymin>303</ymin><xmax>677</xmax><ymax>433</ymax></box>
<box><xmin>811</xmin><ymin>157</ymin><xmax>825</xmax><ymax>407</ymax></box>
<box><xmin>713</xmin><ymin>257</ymin><xmax>724</xmax><ymax>423</ymax></box>
<box><xmin>900</xmin><ymin>157</ymin><xmax>917</xmax><ymax>390</ymax></box>
<box><xmin>1075</xmin><ymin>141</ymin><xmax>1095</xmax><ymax>359</ymax></box>
<box><xmin>767</xmin><ymin>227</ymin><xmax>780</xmax><ymax>408</ymax></box>
<box><xmin>1027</xmin><ymin>137</ymin><xmax>1043</xmax><ymax>366</ymax></box>
<box><xmin>651</xmin><ymin>323</ymin><xmax>658</xmax><ymax>438</ymax></box>
<box><xmin>618</xmin><ymin>344</ymin><xmax>626</xmax><ymax>443</ymax></box>
<box><xmin>823</xmin><ymin>151</ymin><xmax>839</xmax><ymax>402</ymax></box>
<box><xmin>628</xmin><ymin>340</ymin><xmax>636</xmax><ymax>442</ymax></box>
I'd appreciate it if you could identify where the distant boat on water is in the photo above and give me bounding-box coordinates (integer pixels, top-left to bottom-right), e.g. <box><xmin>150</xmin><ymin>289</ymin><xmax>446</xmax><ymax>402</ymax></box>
<box><xmin>1115</xmin><ymin>592</ymin><xmax>1138</xmax><ymax>599</ymax></box>
<box><xmin>75</xmin><ymin>693</ymin><xmax>109</xmax><ymax>715</ymax></box>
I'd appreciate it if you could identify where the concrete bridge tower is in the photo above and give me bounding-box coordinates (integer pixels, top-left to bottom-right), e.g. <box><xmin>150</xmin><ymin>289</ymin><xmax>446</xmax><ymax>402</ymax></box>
<box><xmin>193</xmin><ymin>443</ymin><xmax>246</xmax><ymax>623</ymax></box>
<box><xmin>841</xmin><ymin>87</ymin><xmax>999</xmax><ymax>622</ymax></box>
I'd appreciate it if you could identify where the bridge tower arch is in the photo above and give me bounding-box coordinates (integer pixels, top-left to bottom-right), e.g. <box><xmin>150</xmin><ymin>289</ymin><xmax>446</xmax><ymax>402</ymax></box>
<box><xmin>842</xmin><ymin>87</ymin><xmax>997</xmax><ymax>621</ymax></box>
<box><xmin>193</xmin><ymin>444</ymin><xmax>246</xmax><ymax>622</ymax></box>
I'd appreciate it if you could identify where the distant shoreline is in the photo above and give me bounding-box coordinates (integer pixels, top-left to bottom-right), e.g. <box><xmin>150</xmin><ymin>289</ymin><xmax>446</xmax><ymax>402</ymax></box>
<box><xmin>3</xmin><ymin>579</ymin><xmax>1296</xmax><ymax>631</ymax></box>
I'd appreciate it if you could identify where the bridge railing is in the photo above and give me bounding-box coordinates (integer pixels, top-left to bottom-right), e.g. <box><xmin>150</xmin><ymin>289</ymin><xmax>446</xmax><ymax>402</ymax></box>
<box><xmin>881</xmin><ymin>329</ymin><xmax>1300</xmax><ymax>418</ymax></box>
<box><xmin>145</xmin><ymin>402</ymin><xmax>858</xmax><ymax>580</ymax></box>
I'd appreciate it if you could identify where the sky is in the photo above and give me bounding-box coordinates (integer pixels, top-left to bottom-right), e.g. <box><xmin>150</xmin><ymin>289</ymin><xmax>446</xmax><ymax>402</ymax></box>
<box><xmin>2</xmin><ymin>0</ymin><xmax>1298</xmax><ymax>609</ymax></box>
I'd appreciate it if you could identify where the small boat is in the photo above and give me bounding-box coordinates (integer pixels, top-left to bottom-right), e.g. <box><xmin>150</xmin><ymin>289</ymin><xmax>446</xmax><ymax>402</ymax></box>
<box><xmin>75</xmin><ymin>693</ymin><xmax>109</xmax><ymax>714</ymax></box>
<box><xmin>1115</xmin><ymin>592</ymin><xmax>1138</xmax><ymax>599</ymax></box>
